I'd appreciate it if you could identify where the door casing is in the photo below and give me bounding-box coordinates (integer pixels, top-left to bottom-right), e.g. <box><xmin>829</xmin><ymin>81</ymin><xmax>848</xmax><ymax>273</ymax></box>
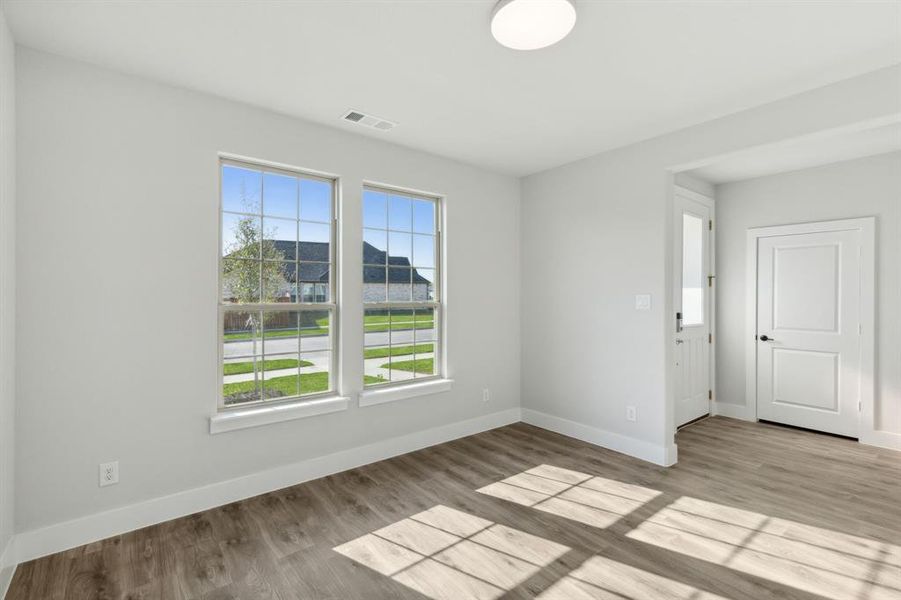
<box><xmin>745</xmin><ymin>217</ymin><xmax>875</xmax><ymax>437</ymax></box>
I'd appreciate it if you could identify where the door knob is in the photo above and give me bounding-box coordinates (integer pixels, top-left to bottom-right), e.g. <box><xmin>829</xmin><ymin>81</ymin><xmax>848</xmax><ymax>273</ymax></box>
<box><xmin>675</xmin><ymin>339</ymin><xmax>684</xmax><ymax>344</ymax></box>
<box><xmin>759</xmin><ymin>335</ymin><xmax>774</xmax><ymax>342</ymax></box>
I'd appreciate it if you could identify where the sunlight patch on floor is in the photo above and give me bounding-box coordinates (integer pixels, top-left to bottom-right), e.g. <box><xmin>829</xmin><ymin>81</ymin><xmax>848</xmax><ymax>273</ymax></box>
<box><xmin>333</xmin><ymin>504</ymin><xmax>570</xmax><ymax>600</ymax></box>
<box><xmin>626</xmin><ymin>495</ymin><xmax>901</xmax><ymax>600</ymax></box>
<box><xmin>476</xmin><ymin>464</ymin><xmax>662</xmax><ymax>529</ymax></box>
<box><xmin>536</xmin><ymin>554</ymin><xmax>728</xmax><ymax>600</ymax></box>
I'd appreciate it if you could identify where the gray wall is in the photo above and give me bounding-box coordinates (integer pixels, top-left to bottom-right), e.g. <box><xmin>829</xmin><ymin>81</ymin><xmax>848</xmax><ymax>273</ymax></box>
<box><xmin>675</xmin><ymin>172</ymin><xmax>715</xmax><ymax>197</ymax></box>
<box><xmin>15</xmin><ymin>48</ymin><xmax>521</xmax><ymax>532</ymax></box>
<box><xmin>715</xmin><ymin>152</ymin><xmax>901</xmax><ymax>434</ymax></box>
<box><xmin>0</xmin><ymin>7</ymin><xmax>16</xmax><ymax>581</ymax></box>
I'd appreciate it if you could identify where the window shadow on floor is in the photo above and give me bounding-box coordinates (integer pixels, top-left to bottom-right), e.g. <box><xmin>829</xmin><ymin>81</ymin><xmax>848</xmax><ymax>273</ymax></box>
<box><xmin>335</xmin><ymin>462</ymin><xmax>900</xmax><ymax>600</ymax></box>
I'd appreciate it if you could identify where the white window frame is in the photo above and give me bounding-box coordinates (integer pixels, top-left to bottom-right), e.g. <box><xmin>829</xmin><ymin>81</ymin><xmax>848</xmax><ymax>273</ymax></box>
<box><xmin>362</xmin><ymin>184</ymin><xmax>443</xmax><ymax>390</ymax></box>
<box><xmin>218</xmin><ymin>156</ymin><xmax>339</xmax><ymax>411</ymax></box>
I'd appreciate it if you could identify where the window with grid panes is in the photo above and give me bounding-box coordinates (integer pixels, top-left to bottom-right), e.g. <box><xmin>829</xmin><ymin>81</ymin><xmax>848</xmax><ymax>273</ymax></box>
<box><xmin>219</xmin><ymin>158</ymin><xmax>337</xmax><ymax>407</ymax></box>
<box><xmin>362</xmin><ymin>186</ymin><xmax>440</xmax><ymax>386</ymax></box>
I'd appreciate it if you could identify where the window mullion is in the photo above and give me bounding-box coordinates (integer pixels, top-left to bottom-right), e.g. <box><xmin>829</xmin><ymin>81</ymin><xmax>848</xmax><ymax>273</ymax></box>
<box><xmin>223</xmin><ymin>302</ymin><xmax>337</xmax><ymax>311</ymax></box>
<box><xmin>363</xmin><ymin>302</ymin><xmax>438</xmax><ymax>311</ymax></box>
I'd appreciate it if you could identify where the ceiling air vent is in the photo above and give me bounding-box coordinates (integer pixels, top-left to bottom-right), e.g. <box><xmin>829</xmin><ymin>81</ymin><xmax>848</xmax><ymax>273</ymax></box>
<box><xmin>341</xmin><ymin>109</ymin><xmax>397</xmax><ymax>132</ymax></box>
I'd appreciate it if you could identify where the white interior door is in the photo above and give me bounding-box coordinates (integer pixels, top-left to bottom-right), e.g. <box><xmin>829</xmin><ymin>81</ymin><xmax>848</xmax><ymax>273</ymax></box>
<box><xmin>673</xmin><ymin>190</ymin><xmax>713</xmax><ymax>427</ymax></box>
<box><xmin>756</xmin><ymin>228</ymin><xmax>861</xmax><ymax>437</ymax></box>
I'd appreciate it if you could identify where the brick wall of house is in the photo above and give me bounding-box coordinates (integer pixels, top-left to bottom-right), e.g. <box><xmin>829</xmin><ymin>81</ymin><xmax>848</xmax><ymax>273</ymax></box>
<box><xmin>364</xmin><ymin>283</ymin><xmax>430</xmax><ymax>302</ymax></box>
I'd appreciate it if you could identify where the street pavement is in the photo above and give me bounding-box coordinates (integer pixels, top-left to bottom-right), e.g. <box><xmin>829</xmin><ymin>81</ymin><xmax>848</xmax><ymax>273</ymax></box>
<box><xmin>223</xmin><ymin>328</ymin><xmax>436</xmax><ymax>358</ymax></box>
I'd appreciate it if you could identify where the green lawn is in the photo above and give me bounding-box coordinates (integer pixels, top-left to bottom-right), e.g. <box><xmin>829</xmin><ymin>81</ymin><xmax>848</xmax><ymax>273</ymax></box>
<box><xmin>222</xmin><ymin>358</ymin><xmax>312</xmax><ymax>376</ymax></box>
<box><xmin>363</xmin><ymin>343</ymin><xmax>433</xmax><ymax>360</ymax></box>
<box><xmin>380</xmin><ymin>358</ymin><xmax>434</xmax><ymax>375</ymax></box>
<box><xmin>224</xmin><ymin>371</ymin><xmax>382</xmax><ymax>404</ymax></box>
<box><xmin>363</xmin><ymin>312</ymin><xmax>434</xmax><ymax>334</ymax></box>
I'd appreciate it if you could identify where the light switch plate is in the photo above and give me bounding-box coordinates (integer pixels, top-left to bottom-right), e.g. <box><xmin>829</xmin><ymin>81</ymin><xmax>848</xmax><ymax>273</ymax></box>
<box><xmin>635</xmin><ymin>294</ymin><xmax>651</xmax><ymax>311</ymax></box>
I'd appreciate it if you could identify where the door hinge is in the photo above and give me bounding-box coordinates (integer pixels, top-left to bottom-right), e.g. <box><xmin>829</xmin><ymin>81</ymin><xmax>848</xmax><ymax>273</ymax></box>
<box><xmin>708</xmin><ymin>274</ymin><xmax>715</xmax><ymax>287</ymax></box>
<box><xmin>708</xmin><ymin>333</ymin><xmax>712</xmax><ymax>344</ymax></box>
<box><xmin>709</xmin><ymin>219</ymin><xmax>713</xmax><ymax>231</ymax></box>
<box><xmin>708</xmin><ymin>390</ymin><xmax>713</xmax><ymax>400</ymax></box>
<box><xmin>858</xmin><ymin>401</ymin><xmax>861</xmax><ymax>412</ymax></box>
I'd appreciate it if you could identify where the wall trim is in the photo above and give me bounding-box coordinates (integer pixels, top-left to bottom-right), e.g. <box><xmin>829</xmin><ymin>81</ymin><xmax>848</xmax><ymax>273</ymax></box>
<box><xmin>12</xmin><ymin>407</ymin><xmax>522</xmax><ymax>564</ymax></box>
<box><xmin>711</xmin><ymin>401</ymin><xmax>755</xmax><ymax>421</ymax></box>
<box><xmin>860</xmin><ymin>429</ymin><xmax>901</xmax><ymax>452</ymax></box>
<box><xmin>521</xmin><ymin>408</ymin><xmax>676</xmax><ymax>467</ymax></box>
<box><xmin>0</xmin><ymin>536</ymin><xmax>15</xmax><ymax>598</ymax></box>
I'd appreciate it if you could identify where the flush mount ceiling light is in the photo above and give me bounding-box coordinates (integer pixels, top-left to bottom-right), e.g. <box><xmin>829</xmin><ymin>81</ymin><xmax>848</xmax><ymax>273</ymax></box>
<box><xmin>491</xmin><ymin>0</ymin><xmax>577</xmax><ymax>51</ymax></box>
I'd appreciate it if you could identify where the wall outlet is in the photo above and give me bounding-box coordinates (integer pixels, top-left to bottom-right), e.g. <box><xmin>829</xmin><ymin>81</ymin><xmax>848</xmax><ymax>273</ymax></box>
<box><xmin>99</xmin><ymin>461</ymin><xmax>119</xmax><ymax>487</ymax></box>
<box><xmin>482</xmin><ymin>388</ymin><xmax>490</xmax><ymax>403</ymax></box>
<box><xmin>626</xmin><ymin>406</ymin><xmax>637</xmax><ymax>422</ymax></box>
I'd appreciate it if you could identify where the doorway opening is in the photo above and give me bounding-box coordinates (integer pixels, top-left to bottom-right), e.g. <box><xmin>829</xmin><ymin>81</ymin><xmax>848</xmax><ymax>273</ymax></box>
<box><xmin>667</xmin><ymin>118</ymin><xmax>895</xmax><ymax>450</ymax></box>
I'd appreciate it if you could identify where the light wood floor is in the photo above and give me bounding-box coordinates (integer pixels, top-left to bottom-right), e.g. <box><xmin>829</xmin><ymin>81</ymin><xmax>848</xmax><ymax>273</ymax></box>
<box><xmin>7</xmin><ymin>417</ymin><xmax>901</xmax><ymax>599</ymax></box>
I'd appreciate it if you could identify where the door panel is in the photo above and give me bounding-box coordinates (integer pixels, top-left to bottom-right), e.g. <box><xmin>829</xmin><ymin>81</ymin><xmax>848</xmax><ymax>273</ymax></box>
<box><xmin>772</xmin><ymin>349</ymin><xmax>838</xmax><ymax>410</ymax></box>
<box><xmin>756</xmin><ymin>229</ymin><xmax>860</xmax><ymax>437</ymax></box>
<box><xmin>673</xmin><ymin>191</ymin><xmax>712</xmax><ymax>427</ymax></box>
<box><xmin>773</xmin><ymin>244</ymin><xmax>839</xmax><ymax>332</ymax></box>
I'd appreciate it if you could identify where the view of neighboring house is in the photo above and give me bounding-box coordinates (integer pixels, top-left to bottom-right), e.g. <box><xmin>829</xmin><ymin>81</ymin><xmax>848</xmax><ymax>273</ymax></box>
<box><xmin>362</xmin><ymin>241</ymin><xmax>433</xmax><ymax>302</ymax></box>
<box><xmin>222</xmin><ymin>240</ymin><xmax>433</xmax><ymax>304</ymax></box>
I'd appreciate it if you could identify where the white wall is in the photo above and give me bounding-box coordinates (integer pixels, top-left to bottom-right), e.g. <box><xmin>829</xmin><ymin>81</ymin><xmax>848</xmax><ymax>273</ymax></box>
<box><xmin>520</xmin><ymin>65</ymin><xmax>900</xmax><ymax>463</ymax></box>
<box><xmin>715</xmin><ymin>152</ymin><xmax>901</xmax><ymax>434</ymax></box>
<box><xmin>15</xmin><ymin>48</ymin><xmax>520</xmax><ymax>535</ymax></box>
<box><xmin>0</xmin><ymin>11</ymin><xmax>16</xmax><ymax>595</ymax></box>
<box><xmin>674</xmin><ymin>172</ymin><xmax>715</xmax><ymax>198</ymax></box>
<box><xmin>0</xmin><ymin>7</ymin><xmax>16</xmax><ymax>589</ymax></box>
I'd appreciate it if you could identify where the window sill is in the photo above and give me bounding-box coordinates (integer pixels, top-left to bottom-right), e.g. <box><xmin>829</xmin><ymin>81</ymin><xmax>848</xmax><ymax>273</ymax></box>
<box><xmin>358</xmin><ymin>378</ymin><xmax>454</xmax><ymax>408</ymax></box>
<box><xmin>210</xmin><ymin>395</ymin><xmax>349</xmax><ymax>434</ymax></box>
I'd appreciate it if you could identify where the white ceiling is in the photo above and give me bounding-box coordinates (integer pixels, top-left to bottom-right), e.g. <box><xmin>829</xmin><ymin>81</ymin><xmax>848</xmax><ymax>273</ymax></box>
<box><xmin>4</xmin><ymin>0</ymin><xmax>900</xmax><ymax>176</ymax></box>
<box><xmin>686</xmin><ymin>122</ymin><xmax>901</xmax><ymax>184</ymax></box>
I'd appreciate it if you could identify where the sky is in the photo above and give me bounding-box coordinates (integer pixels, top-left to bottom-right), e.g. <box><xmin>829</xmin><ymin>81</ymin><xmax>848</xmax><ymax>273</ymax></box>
<box><xmin>222</xmin><ymin>164</ymin><xmax>437</xmax><ymax>275</ymax></box>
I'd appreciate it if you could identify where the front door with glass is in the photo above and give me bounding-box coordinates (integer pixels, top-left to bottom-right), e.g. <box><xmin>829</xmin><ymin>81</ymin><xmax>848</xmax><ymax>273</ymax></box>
<box><xmin>672</xmin><ymin>188</ymin><xmax>713</xmax><ymax>427</ymax></box>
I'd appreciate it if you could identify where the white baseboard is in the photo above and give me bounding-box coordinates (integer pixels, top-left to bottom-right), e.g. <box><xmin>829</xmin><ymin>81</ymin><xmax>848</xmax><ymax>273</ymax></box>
<box><xmin>521</xmin><ymin>408</ymin><xmax>676</xmax><ymax>467</ymax></box>
<box><xmin>0</xmin><ymin>566</ymin><xmax>12</xmax><ymax>600</ymax></box>
<box><xmin>0</xmin><ymin>536</ymin><xmax>15</xmax><ymax>598</ymax></box>
<box><xmin>712</xmin><ymin>401</ymin><xmax>901</xmax><ymax>452</ymax></box>
<box><xmin>860</xmin><ymin>429</ymin><xmax>901</xmax><ymax>451</ymax></box>
<box><xmin>712</xmin><ymin>401</ymin><xmax>754</xmax><ymax>421</ymax></box>
<box><xmin>13</xmin><ymin>407</ymin><xmax>522</xmax><ymax>565</ymax></box>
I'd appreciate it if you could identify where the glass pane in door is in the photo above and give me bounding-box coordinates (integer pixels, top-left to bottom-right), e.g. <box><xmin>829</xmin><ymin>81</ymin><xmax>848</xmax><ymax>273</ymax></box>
<box><xmin>682</xmin><ymin>213</ymin><xmax>704</xmax><ymax>326</ymax></box>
